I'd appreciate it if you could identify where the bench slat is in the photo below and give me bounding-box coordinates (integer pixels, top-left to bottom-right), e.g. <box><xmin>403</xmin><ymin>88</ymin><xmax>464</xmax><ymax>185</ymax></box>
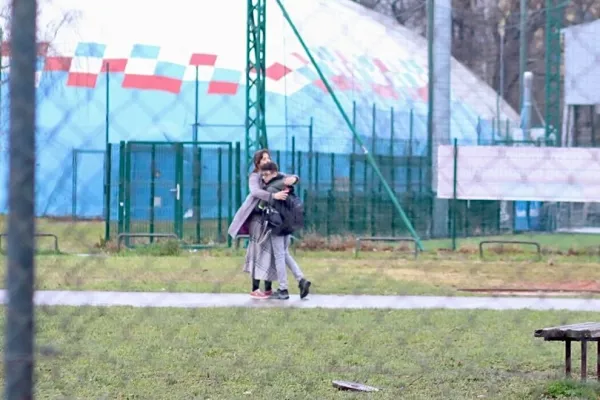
<box><xmin>535</xmin><ymin>322</ymin><xmax>600</xmax><ymax>340</ymax></box>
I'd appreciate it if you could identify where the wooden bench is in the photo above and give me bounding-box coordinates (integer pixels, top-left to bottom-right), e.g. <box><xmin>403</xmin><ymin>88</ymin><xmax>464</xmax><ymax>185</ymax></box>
<box><xmin>534</xmin><ymin>322</ymin><xmax>600</xmax><ymax>380</ymax></box>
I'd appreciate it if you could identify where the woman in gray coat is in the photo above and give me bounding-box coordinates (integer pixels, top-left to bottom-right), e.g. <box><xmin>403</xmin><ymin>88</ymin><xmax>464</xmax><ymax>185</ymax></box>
<box><xmin>227</xmin><ymin>149</ymin><xmax>298</xmax><ymax>299</ymax></box>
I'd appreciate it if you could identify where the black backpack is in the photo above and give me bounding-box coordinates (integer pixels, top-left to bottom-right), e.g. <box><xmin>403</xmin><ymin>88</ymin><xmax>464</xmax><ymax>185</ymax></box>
<box><xmin>267</xmin><ymin>187</ymin><xmax>304</xmax><ymax>236</ymax></box>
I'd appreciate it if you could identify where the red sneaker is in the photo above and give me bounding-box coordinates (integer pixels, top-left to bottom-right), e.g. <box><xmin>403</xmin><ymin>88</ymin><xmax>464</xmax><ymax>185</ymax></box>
<box><xmin>263</xmin><ymin>290</ymin><xmax>273</xmax><ymax>297</ymax></box>
<box><xmin>250</xmin><ymin>289</ymin><xmax>268</xmax><ymax>299</ymax></box>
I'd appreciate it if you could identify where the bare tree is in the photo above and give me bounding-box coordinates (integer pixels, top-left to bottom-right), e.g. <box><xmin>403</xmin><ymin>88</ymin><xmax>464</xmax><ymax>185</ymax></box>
<box><xmin>0</xmin><ymin>0</ymin><xmax>81</xmax><ymax>82</ymax></box>
<box><xmin>353</xmin><ymin>0</ymin><xmax>600</xmax><ymax>122</ymax></box>
<box><xmin>0</xmin><ymin>0</ymin><xmax>80</xmax><ymax>145</ymax></box>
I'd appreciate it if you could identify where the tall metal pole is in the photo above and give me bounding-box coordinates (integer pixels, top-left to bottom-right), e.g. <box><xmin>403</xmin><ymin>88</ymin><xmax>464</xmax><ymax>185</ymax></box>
<box><xmin>429</xmin><ymin>0</ymin><xmax>452</xmax><ymax>238</ymax></box>
<box><xmin>426</xmin><ymin>0</ymin><xmax>435</xmax><ymax>237</ymax></box>
<box><xmin>426</xmin><ymin>0</ymin><xmax>434</xmax><ymax>190</ymax></box>
<box><xmin>519</xmin><ymin>0</ymin><xmax>528</xmax><ymax>109</ymax></box>
<box><xmin>544</xmin><ymin>0</ymin><xmax>563</xmax><ymax>145</ymax></box>
<box><xmin>245</xmin><ymin>0</ymin><xmax>267</xmax><ymax>169</ymax></box>
<box><xmin>275</xmin><ymin>0</ymin><xmax>423</xmax><ymax>249</ymax></box>
<box><xmin>103</xmin><ymin>63</ymin><xmax>111</xmax><ymax>241</ymax></box>
<box><xmin>5</xmin><ymin>0</ymin><xmax>37</xmax><ymax>398</ymax></box>
<box><xmin>193</xmin><ymin>65</ymin><xmax>199</xmax><ymax>142</ymax></box>
<box><xmin>496</xmin><ymin>21</ymin><xmax>505</xmax><ymax>137</ymax></box>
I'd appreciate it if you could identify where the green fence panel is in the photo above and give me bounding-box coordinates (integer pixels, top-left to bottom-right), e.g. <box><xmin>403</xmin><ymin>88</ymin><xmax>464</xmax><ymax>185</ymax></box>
<box><xmin>103</xmin><ymin>136</ymin><xmax>508</xmax><ymax>244</ymax></box>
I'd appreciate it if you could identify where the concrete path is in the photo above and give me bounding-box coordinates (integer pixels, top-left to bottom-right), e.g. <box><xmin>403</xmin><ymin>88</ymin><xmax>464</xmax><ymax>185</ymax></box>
<box><xmin>1</xmin><ymin>290</ymin><xmax>600</xmax><ymax>311</ymax></box>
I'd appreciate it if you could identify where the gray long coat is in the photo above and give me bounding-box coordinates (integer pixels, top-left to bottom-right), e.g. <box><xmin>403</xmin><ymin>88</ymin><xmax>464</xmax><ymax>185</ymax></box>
<box><xmin>228</xmin><ymin>172</ymin><xmax>271</xmax><ymax>239</ymax></box>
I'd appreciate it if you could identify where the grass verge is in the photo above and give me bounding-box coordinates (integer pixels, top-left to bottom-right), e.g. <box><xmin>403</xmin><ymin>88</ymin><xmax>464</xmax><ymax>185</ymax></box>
<box><xmin>4</xmin><ymin>218</ymin><xmax>599</xmax><ymax>258</ymax></box>
<box><xmin>28</xmin><ymin>252</ymin><xmax>600</xmax><ymax>296</ymax></box>
<box><xmin>10</xmin><ymin>307</ymin><xmax>600</xmax><ymax>399</ymax></box>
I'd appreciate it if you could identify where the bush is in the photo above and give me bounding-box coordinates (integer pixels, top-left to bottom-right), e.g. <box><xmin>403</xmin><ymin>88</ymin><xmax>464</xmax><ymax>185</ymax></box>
<box><xmin>535</xmin><ymin>379</ymin><xmax>600</xmax><ymax>400</ymax></box>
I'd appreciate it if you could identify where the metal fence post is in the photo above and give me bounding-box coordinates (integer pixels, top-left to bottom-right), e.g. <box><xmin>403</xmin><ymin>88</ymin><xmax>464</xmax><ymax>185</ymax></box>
<box><xmin>390</xmin><ymin>108</ymin><xmax>396</xmax><ymax>236</ymax></box>
<box><xmin>227</xmin><ymin>143</ymin><xmax>233</xmax><ymax>247</ymax></box>
<box><xmin>217</xmin><ymin>147</ymin><xmax>223</xmax><ymax>242</ymax></box>
<box><xmin>370</xmin><ymin>189</ymin><xmax>376</xmax><ymax>237</ymax></box>
<box><xmin>313</xmin><ymin>151</ymin><xmax>320</xmax><ymax>232</ymax></box>
<box><xmin>407</xmin><ymin>108</ymin><xmax>414</xmax><ymax>188</ymax></box>
<box><xmin>308</xmin><ymin>118</ymin><xmax>314</xmax><ymax>190</ymax></box>
<box><xmin>117</xmin><ymin>141</ymin><xmax>126</xmax><ymax>234</ymax></box>
<box><xmin>390</xmin><ymin>107</ymin><xmax>395</xmax><ymax>155</ymax></box>
<box><xmin>371</xmin><ymin>103</ymin><xmax>377</xmax><ymax>152</ymax></box>
<box><xmin>349</xmin><ymin>153</ymin><xmax>355</xmax><ymax>232</ymax></box>
<box><xmin>362</xmin><ymin>156</ymin><xmax>368</xmax><ymax>232</ymax></box>
<box><xmin>291</xmin><ymin>136</ymin><xmax>296</xmax><ymax>174</ymax></box>
<box><xmin>124</xmin><ymin>142</ymin><xmax>132</xmax><ymax>242</ymax></box>
<box><xmin>371</xmin><ymin>103</ymin><xmax>376</xmax><ymax>185</ymax></box>
<box><xmin>194</xmin><ymin>66</ymin><xmax>199</xmax><ymax>142</ymax></box>
<box><xmin>104</xmin><ymin>62</ymin><xmax>111</xmax><ymax>240</ymax></box>
<box><xmin>330</xmin><ymin>152</ymin><xmax>335</xmax><ymax>192</ymax></box>
<box><xmin>297</xmin><ymin>150</ymin><xmax>303</xmax><ymax>195</ymax></box>
<box><xmin>196</xmin><ymin>146</ymin><xmax>203</xmax><ymax>242</ymax></box>
<box><xmin>104</xmin><ymin>144</ymin><xmax>112</xmax><ymax>241</ymax></box>
<box><xmin>149</xmin><ymin>144</ymin><xmax>156</xmax><ymax>243</ymax></box>
<box><xmin>5</xmin><ymin>1</ymin><xmax>37</xmax><ymax>397</ymax></box>
<box><xmin>352</xmin><ymin>100</ymin><xmax>357</xmax><ymax>153</ymax></box>
<box><xmin>192</xmin><ymin>144</ymin><xmax>200</xmax><ymax>243</ymax></box>
<box><xmin>452</xmin><ymin>138</ymin><xmax>458</xmax><ymax>251</ymax></box>
<box><xmin>235</xmin><ymin>142</ymin><xmax>242</xmax><ymax>210</ymax></box>
<box><xmin>326</xmin><ymin>189</ymin><xmax>333</xmax><ymax>237</ymax></box>
<box><xmin>175</xmin><ymin>143</ymin><xmax>184</xmax><ymax>239</ymax></box>
<box><xmin>303</xmin><ymin>188</ymin><xmax>309</xmax><ymax>231</ymax></box>
<box><xmin>72</xmin><ymin>149</ymin><xmax>78</xmax><ymax>220</ymax></box>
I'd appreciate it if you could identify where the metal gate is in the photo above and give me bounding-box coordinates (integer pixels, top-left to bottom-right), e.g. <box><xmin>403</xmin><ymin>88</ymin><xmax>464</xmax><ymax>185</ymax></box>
<box><xmin>113</xmin><ymin>141</ymin><xmax>241</xmax><ymax>245</ymax></box>
<box><xmin>120</xmin><ymin>142</ymin><xmax>184</xmax><ymax>238</ymax></box>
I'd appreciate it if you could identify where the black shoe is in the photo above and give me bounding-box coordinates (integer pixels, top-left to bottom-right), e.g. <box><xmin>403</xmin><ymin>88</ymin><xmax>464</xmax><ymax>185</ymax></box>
<box><xmin>269</xmin><ymin>289</ymin><xmax>290</xmax><ymax>300</ymax></box>
<box><xmin>299</xmin><ymin>278</ymin><xmax>311</xmax><ymax>299</ymax></box>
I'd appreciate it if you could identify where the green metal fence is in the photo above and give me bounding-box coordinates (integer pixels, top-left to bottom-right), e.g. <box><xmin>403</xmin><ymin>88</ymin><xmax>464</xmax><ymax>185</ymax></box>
<box><xmin>106</xmin><ymin>141</ymin><xmax>240</xmax><ymax>246</ymax></box>
<box><xmin>103</xmin><ymin>139</ymin><xmax>505</xmax><ymax>246</ymax></box>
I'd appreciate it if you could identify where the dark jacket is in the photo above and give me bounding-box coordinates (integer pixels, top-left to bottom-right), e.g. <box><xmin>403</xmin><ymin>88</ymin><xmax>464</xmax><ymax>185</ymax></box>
<box><xmin>227</xmin><ymin>172</ymin><xmax>298</xmax><ymax>239</ymax></box>
<box><xmin>260</xmin><ymin>174</ymin><xmax>303</xmax><ymax>236</ymax></box>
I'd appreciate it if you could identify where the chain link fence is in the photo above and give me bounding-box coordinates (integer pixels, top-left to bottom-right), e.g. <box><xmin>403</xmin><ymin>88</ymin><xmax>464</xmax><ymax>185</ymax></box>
<box><xmin>4</xmin><ymin>0</ymin><xmax>600</xmax><ymax>399</ymax></box>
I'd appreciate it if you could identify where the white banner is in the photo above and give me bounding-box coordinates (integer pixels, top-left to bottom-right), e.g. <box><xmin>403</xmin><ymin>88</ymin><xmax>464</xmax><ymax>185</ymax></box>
<box><xmin>436</xmin><ymin>145</ymin><xmax>600</xmax><ymax>202</ymax></box>
<box><xmin>563</xmin><ymin>20</ymin><xmax>600</xmax><ymax>105</ymax></box>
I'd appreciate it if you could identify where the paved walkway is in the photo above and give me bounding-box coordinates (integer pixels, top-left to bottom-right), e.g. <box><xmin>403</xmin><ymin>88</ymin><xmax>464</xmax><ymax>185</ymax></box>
<box><xmin>1</xmin><ymin>290</ymin><xmax>600</xmax><ymax>311</ymax></box>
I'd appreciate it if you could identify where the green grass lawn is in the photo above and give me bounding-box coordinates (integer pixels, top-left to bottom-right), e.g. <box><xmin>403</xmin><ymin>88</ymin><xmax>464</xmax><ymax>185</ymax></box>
<box><xmin>26</xmin><ymin>252</ymin><xmax>600</xmax><ymax>295</ymax></box>
<box><xmin>4</xmin><ymin>218</ymin><xmax>599</xmax><ymax>256</ymax></box>
<box><xmin>8</xmin><ymin>307</ymin><xmax>600</xmax><ymax>399</ymax></box>
<box><xmin>1</xmin><ymin>218</ymin><xmax>599</xmax><ymax>295</ymax></box>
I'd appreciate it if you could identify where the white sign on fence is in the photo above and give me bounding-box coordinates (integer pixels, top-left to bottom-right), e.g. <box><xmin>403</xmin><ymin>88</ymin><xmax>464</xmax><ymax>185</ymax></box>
<box><xmin>563</xmin><ymin>20</ymin><xmax>600</xmax><ymax>105</ymax></box>
<box><xmin>436</xmin><ymin>145</ymin><xmax>600</xmax><ymax>202</ymax></box>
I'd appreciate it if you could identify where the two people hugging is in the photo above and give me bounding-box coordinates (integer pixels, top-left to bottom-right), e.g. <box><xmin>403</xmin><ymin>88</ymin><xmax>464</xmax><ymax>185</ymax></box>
<box><xmin>228</xmin><ymin>149</ymin><xmax>311</xmax><ymax>300</ymax></box>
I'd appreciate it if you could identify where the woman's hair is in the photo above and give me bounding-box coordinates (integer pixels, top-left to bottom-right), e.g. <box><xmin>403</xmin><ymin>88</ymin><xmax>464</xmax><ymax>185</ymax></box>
<box><xmin>252</xmin><ymin>149</ymin><xmax>271</xmax><ymax>172</ymax></box>
<box><xmin>259</xmin><ymin>161</ymin><xmax>279</xmax><ymax>173</ymax></box>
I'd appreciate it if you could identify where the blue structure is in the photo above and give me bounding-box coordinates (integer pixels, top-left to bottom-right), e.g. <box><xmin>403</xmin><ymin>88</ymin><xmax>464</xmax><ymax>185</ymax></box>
<box><xmin>0</xmin><ymin>0</ymin><xmax>518</xmax><ymax>219</ymax></box>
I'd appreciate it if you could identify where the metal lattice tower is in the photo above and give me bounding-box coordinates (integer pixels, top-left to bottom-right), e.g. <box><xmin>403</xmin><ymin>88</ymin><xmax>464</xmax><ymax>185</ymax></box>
<box><xmin>245</xmin><ymin>0</ymin><xmax>268</xmax><ymax>167</ymax></box>
<box><xmin>544</xmin><ymin>0</ymin><xmax>564</xmax><ymax>145</ymax></box>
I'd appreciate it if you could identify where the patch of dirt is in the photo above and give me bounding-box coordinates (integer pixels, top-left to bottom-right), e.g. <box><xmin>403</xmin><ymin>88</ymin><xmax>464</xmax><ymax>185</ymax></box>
<box><xmin>505</xmin><ymin>280</ymin><xmax>600</xmax><ymax>292</ymax></box>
